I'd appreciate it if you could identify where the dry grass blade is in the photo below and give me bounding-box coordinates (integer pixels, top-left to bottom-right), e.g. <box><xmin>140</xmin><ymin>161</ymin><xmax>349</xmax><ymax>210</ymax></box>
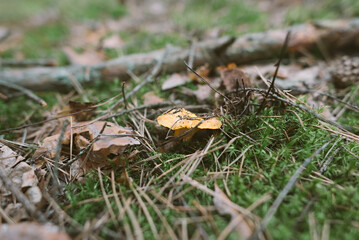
<box><xmin>97</xmin><ymin>169</ymin><xmax>117</xmax><ymax>225</ymax></box>
<box><xmin>136</xmin><ymin>185</ymin><xmax>179</xmax><ymax>240</ymax></box>
<box><xmin>182</xmin><ymin>176</ymin><xmax>251</xmax><ymax>216</ymax></box>
<box><xmin>0</xmin><ymin>206</ymin><xmax>14</xmax><ymax>224</ymax></box>
<box><xmin>123</xmin><ymin>196</ymin><xmax>144</xmax><ymax>240</ymax></box>
<box><xmin>130</xmin><ymin>183</ymin><xmax>160</xmax><ymax>239</ymax></box>
<box><xmin>214</xmin><ymin>184</ymin><xmax>254</xmax><ymax>240</ymax></box>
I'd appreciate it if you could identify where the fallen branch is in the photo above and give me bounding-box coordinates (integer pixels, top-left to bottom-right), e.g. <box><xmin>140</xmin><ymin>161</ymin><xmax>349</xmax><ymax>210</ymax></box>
<box><xmin>1</xmin><ymin>19</ymin><xmax>359</xmax><ymax>91</ymax></box>
<box><xmin>0</xmin><ymin>79</ymin><xmax>47</xmax><ymax>106</ymax></box>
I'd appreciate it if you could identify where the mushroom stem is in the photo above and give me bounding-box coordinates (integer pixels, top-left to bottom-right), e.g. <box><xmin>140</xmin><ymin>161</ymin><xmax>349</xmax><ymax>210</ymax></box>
<box><xmin>174</xmin><ymin>128</ymin><xmax>199</xmax><ymax>141</ymax></box>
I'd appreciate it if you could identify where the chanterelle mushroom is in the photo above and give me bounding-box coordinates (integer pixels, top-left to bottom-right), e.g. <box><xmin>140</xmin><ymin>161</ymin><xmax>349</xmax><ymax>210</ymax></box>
<box><xmin>157</xmin><ymin>108</ymin><xmax>222</xmax><ymax>141</ymax></box>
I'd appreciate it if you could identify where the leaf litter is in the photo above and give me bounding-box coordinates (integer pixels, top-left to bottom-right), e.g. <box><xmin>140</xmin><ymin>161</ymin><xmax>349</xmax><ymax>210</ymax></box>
<box><xmin>1</xmin><ymin>1</ymin><xmax>359</xmax><ymax>239</ymax></box>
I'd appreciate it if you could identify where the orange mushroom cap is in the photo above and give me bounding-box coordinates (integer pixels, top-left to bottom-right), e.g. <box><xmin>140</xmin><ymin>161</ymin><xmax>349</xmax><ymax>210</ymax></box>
<box><xmin>157</xmin><ymin>108</ymin><xmax>222</xmax><ymax>131</ymax></box>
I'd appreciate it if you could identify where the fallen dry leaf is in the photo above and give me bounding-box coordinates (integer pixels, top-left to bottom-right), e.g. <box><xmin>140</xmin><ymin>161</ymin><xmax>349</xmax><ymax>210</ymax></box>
<box><xmin>102</xmin><ymin>35</ymin><xmax>124</xmax><ymax>49</ymax></box>
<box><xmin>218</xmin><ymin>63</ymin><xmax>252</xmax><ymax>91</ymax></box>
<box><xmin>188</xmin><ymin>63</ymin><xmax>211</xmax><ymax>82</ymax></box>
<box><xmin>0</xmin><ymin>27</ymin><xmax>10</xmax><ymax>41</ymax></box>
<box><xmin>241</xmin><ymin>64</ymin><xmax>323</xmax><ymax>89</ymax></box>
<box><xmin>4</xmin><ymin>203</ymin><xmax>26</xmax><ymax>220</ymax></box>
<box><xmin>33</xmin><ymin>134</ymin><xmax>60</xmax><ymax>160</ymax></box>
<box><xmin>162</xmin><ymin>73</ymin><xmax>190</xmax><ymax>90</ymax></box>
<box><xmin>0</xmin><ymin>143</ymin><xmax>41</xmax><ymax>204</ymax></box>
<box><xmin>34</xmin><ymin>121</ymin><xmax>140</xmax><ymax>178</ymax></box>
<box><xmin>56</xmin><ymin>101</ymin><xmax>96</xmax><ymax>122</ymax></box>
<box><xmin>0</xmin><ymin>222</ymin><xmax>70</xmax><ymax>240</ymax></box>
<box><xmin>63</xmin><ymin>47</ymin><xmax>105</xmax><ymax>66</ymax></box>
<box><xmin>181</xmin><ymin>85</ymin><xmax>212</xmax><ymax>103</ymax></box>
<box><xmin>63</xmin><ymin>121</ymin><xmax>140</xmax><ymax>155</ymax></box>
<box><xmin>68</xmin><ymin>23</ymin><xmax>107</xmax><ymax>49</ymax></box>
<box><xmin>143</xmin><ymin>92</ymin><xmax>163</xmax><ymax>105</ymax></box>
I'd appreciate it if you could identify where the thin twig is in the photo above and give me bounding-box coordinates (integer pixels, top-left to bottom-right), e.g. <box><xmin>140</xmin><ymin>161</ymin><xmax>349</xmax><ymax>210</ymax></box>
<box><xmin>122</xmin><ymin>82</ymin><xmax>128</xmax><ymax>110</ymax></box>
<box><xmin>0</xmin><ymin>79</ymin><xmax>47</xmax><ymax>106</ymax></box>
<box><xmin>319</xmin><ymin>146</ymin><xmax>343</xmax><ymax>174</ymax></box>
<box><xmin>52</xmin><ymin>120</ymin><xmax>68</xmax><ymax>197</ymax></box>
<box><xmin>257</xmin><ymin>31</ymin><xmax>291</xmax><ymax>113</ymax></box>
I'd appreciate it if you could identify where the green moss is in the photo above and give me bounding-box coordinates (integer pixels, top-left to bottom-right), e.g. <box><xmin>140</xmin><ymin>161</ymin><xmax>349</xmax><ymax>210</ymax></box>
<box><xmin>59</xmin><ymin>0</ymin><xmax>126</xmax><ymax>20</ymax></box>
<box><xmin>20</xmin><ymin>23</ymin><xmax>68</xmax><ymax>60</ymax></box>
<box><xmin>120</xmin><ymin>31</ymin><xmax>188</xmax><ymax>55</ymax></box>
<box><xmin>172</xmin><ymin>0</ymin><xmax>267</xmax><ymax>35</ymax></box>
<box><xmin>284</xmin><ymin>0</ymin><xmax>359</xmax><ymax>25</ymax></box>
<box><xmin>0</xmin><ymin>0</ymin><xmax>50</xmax><ymax>22</ymax></box>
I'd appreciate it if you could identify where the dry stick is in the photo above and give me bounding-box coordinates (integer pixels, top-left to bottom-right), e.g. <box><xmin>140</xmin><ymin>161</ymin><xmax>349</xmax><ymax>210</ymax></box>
<box><xmin>109</xmin><ymin>48</ymin><xmax>169</xmax><ymax>111</ymax></box>
<box><xmin>319</xmin><ymin>145</ymin><xmax>343</xmax><ymax>174</ymax></box>
<box><xmin>251</xmin><ymin>139</ymin><xmax>333</xmax><ymax>239</ymax></box>
<box><xmin>187</xmin><ymin>38</ymin><xmax>197</xmax><ymax>70</ymax></box>
<box><xmin>0</xmin><ymin>79</ymin><xmax>47</xmax><ymax>106</ymax></box>
<box><xmin>257</xmin><ymin>31</ymin><xmax>291</xmax><ymax>113</ymax></box>
<box><xmin>122</xmin><ymin>82</ymin><xmax>128</xmax><ymax>110</ymax></box>
<box><xmin>52</xmin><ymin>120</ymin><xmax>68</xmax><ymax>197</ymax></box>
<box><xmin>0</xmin><ymin>165</ymin><xmax>46</xmax><ymax>222</ymax></box>
<box><xmin>130</xmin><ymin>183</ymin><xmax>160</xmax><ymax>239</ymax></box>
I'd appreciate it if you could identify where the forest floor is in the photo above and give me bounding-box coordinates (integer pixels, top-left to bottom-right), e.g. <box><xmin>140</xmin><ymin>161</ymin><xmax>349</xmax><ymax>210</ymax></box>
<box><xmin>1</xmin><ymin>0</ymin><xmax>359</xmax><ymax>239</ymax></box>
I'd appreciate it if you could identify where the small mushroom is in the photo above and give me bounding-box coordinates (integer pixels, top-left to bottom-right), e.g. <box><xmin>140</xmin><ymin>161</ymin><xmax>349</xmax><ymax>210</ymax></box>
<box><xmin>157</xmin><ymin>108</ymin><xmax>222</xmax><ymax>141</ymax></box>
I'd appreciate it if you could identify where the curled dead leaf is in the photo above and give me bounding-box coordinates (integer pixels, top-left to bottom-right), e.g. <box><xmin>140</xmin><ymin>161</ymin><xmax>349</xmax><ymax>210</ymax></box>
<box><xmin>161</xmin><ymin>74</ymin><xmax>190</xmax><ymax>90</ymax></box>
<box><xmin>34</xmin><ymin>121</ymin><xmax>140</xmax><ymax>179</ymax></box>
<box><xmin>217</xmin><ymin>63</ymin><xmax>252</xmax><ymax>91</ymax></box>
